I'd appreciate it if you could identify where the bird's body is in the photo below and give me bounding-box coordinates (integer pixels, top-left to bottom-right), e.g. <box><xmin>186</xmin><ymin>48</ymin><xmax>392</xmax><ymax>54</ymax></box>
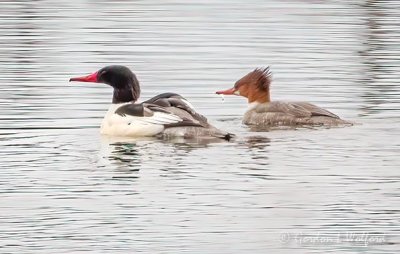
<box><xmin>216</xmin><ymin>67</ymin><xmax>351</xmax><ymax>128</ymax></box>
<box><xmin>70</xmin><ymin>66</ymin><xmax>233</xmax><ymax>140</ymax></box>
<box><xmin>243</xmin><ymin>101</ymin><xmax>351</xmax><ymax>127</ymax></box>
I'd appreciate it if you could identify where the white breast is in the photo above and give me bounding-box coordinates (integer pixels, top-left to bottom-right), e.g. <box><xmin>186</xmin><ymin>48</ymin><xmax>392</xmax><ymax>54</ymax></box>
<box><xmin>100</xmin><ymin>104</ymin><xmax>182</xmax><ymax>137</ymax></box>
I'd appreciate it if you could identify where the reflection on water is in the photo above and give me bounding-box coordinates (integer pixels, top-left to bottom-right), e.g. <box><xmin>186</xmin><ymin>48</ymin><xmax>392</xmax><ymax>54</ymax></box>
<box><xmin>358</xmin><ymin>1</ymin><xmax>400</xmax><ymax>118</ymax></box>
<box><xmin>1</xmin><ymin>1</ymin><xmax>399</xmax><ymax>253</ymax></box>
<box><xmin>109</xmin><ymin>142</ymin><xmax>141</xmax><ymax>172</ymax></box>
<box><xmin>238</xmin><ymin>135</ymin><xmax>271</xmax><ymax>150</ymax></box>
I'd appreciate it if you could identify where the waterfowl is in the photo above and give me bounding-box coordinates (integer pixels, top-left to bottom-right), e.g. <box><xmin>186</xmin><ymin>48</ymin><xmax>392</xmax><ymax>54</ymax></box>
<box><xmin>216</xmin><ymin>67</ymin><xmax>351</xmax><ymax>128</ymax></box>
<box><xmin>70</xmin><ymin>65</ymin><xmax>233</xmax><ymax>139</ymax></box>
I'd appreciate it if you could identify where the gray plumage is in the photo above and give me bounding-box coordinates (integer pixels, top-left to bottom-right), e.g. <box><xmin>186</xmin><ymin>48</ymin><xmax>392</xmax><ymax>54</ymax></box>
<box><xmin>244</xmin><ymin>101</ymin><xmax>352</xmax><ymax>127</ymax></box>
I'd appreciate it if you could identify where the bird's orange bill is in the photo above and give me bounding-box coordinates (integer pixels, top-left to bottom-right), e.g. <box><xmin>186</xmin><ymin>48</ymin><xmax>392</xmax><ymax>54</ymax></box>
<box><xmin>69</xmin><ymin>72</ymin><xmax>98</xmax><ymax>83</ymax></box>
<box><xmin>215</xmin><ymin>87</ymin><xmax>237</xmax><ymax>95</ymax></box>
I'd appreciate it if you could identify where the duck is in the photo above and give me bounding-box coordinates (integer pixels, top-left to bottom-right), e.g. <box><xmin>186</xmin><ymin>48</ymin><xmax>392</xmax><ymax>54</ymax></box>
<box><xmin>70</xmin><ymin>65</ymin><xmax>233</xmax><ymax>140</ymax></box>
<box><xmin>216</xmin><ymin>67</ymin><xmax>352</xmax><ymax>128</ymax></box>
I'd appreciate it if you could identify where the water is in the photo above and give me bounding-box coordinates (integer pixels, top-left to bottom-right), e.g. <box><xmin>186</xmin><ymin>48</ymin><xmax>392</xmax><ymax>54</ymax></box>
<box><xmin>1</xmin><ymin>0</ymin><xmax>399</xmax><ymax>253</ymax></box>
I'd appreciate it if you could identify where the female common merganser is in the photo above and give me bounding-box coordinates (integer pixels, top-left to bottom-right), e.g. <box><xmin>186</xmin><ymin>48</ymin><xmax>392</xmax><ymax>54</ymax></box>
<box><xmin>70</xmin><ymin>65</ymin><xmax>233</xmax><ymax>140</ymax></box>
<box><xmin>216</xmin><ymin>67</ymin><xmax>351</xmax><ymax>127</ymax></box>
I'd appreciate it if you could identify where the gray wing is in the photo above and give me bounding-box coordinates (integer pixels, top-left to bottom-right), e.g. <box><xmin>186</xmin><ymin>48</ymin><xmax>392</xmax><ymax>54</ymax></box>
<box><xmin>143</xmin><ymin>92</ymin><xmax>209</xmax><ymax>125</ymax></box>
<box><xmin>254</xmin><ymin>101</ymin><xmax>339</xmax><ymax>119</ymax></box>
<box><xmin>292</xmin><ymin>102</ymin><xmax>340</xmax><ymax>118</ymax></box>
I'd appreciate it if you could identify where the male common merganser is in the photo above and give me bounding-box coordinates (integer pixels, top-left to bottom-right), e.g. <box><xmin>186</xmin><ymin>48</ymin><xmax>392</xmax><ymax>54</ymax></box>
<box><xmin>70</xmin><ymin>65</ymin><xmax>233</xmax><ymax>139</ymax></box>
<box><xmin>216</xmin><ymin>67</ymin><xmax>351</xmax><ymax>127</ymax></box>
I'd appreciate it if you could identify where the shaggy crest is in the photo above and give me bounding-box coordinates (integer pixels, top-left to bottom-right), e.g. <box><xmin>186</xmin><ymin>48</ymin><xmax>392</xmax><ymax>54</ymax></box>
<box><xmin>235</xmin><ymin>67</ymin><xmax>272</xmax><ymax>91</ymax></box>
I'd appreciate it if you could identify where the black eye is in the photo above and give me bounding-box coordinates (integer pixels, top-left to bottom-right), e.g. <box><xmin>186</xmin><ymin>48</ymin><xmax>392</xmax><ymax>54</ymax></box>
<box><xmin>97</xmin><ymin>70</ymin><xmax>108</xmax><ymax>83</ymax></box>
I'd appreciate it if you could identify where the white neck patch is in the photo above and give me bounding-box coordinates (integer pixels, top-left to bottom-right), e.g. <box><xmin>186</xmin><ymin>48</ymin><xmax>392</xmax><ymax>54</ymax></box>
<box><xmin>248</xmin><ymin>101</ymin><xmax>261</xmax><ymax>111</ymax></box>
<box><xmin>247</xmin><ymin>101</ymin><xmax>270</xmax><ymax>112</ymax></box>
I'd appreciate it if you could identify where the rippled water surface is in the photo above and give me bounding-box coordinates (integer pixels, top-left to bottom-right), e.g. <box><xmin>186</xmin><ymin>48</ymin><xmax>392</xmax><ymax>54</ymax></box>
<box><xmin>1</xmin><ymin>1</ymin><xmax>399</xmax><ymax>253</ymax></box>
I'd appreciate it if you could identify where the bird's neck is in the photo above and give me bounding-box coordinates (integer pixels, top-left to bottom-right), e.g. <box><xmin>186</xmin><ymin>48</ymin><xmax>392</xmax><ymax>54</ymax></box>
<box><xmin>112</xmin><ymin>86</ymin><xmax>138</xmax><ymax>104</ymax></box>
<box><xmin>247</xmin><ymin>89</ymin><xmax>271</xmax><ymax>104</ymax></box>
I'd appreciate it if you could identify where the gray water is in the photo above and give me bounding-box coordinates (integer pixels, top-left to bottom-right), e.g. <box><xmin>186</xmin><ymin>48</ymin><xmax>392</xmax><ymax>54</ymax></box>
<box><xmin>1</xmin><ymin>1</ymin><xmax>399</xmax><ymax>253</ymax></box>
